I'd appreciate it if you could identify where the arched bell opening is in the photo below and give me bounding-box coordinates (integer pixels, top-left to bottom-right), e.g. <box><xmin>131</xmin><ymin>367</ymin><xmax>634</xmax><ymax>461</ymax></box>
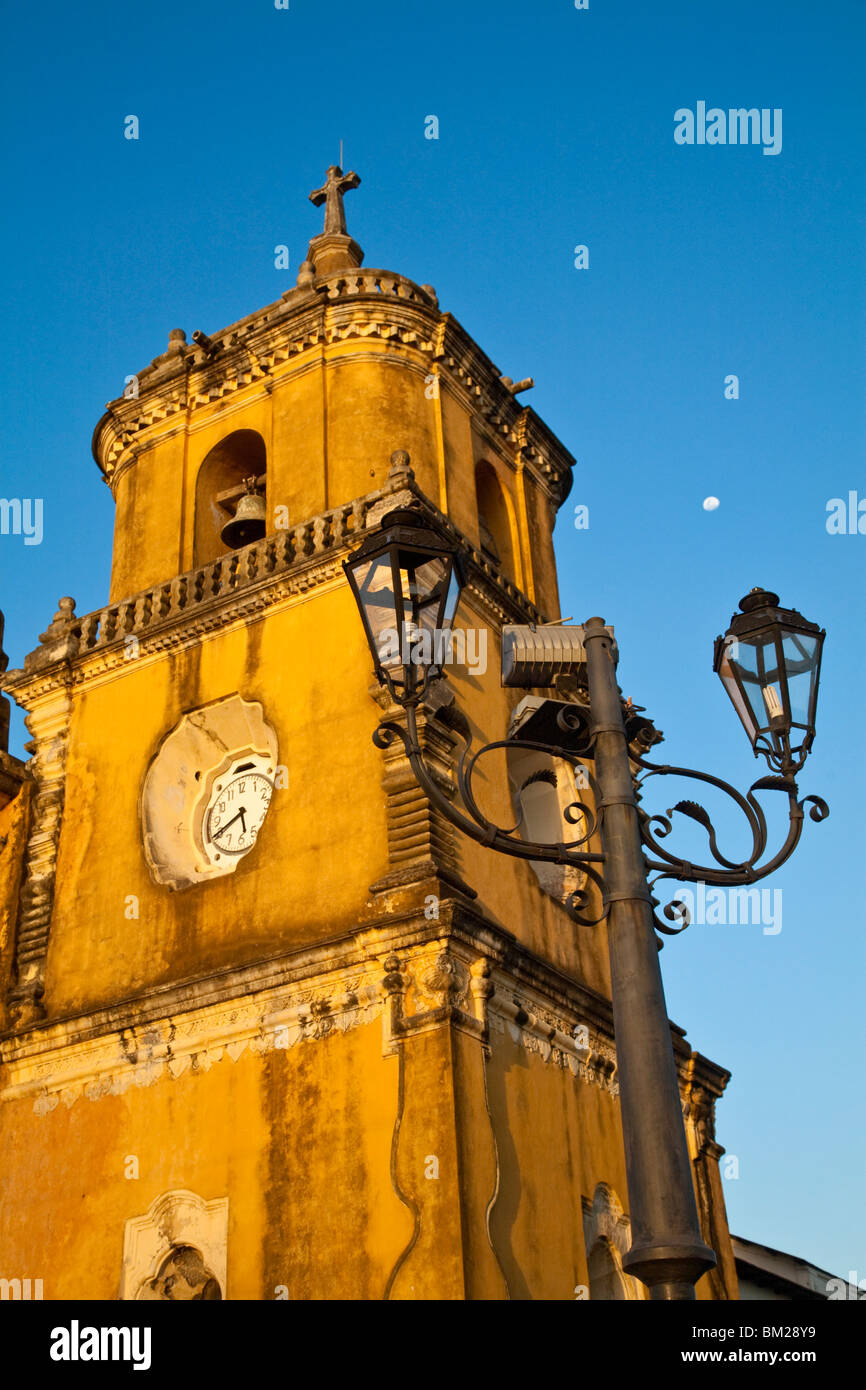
<box><xmin>474</xmin><ymin>460</ymin><xmax>518</xmax><ymax>585</ymax></box>
<box><xmin>194</xmin><ymin>430</ymin><xmax>267</xmax><ymax>565</ymax></box>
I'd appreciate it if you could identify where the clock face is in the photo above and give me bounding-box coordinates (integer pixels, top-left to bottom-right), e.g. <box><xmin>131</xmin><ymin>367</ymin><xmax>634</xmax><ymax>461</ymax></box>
<box><xmin>205</xmin><ymin>768</ymin><xmax>273</xmax><ymax>857</ymax></box>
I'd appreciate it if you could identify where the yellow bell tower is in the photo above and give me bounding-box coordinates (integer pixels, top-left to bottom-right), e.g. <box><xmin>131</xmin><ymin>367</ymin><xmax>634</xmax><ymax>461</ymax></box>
<box><xmin>0</xmin><ymin>171</ymin><xmax>738</xmax><ymax>1301</ymax></box>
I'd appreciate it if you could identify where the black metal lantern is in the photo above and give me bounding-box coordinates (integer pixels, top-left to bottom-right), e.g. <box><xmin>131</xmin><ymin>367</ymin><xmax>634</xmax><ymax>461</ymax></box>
<box><xmin>714</xmin><ymin>588</ymin><xmax>825</xmax><ymax>775</ymax></box>
<box><xmin>343</xmin><ymin>508</ymin><xmax>464</xmax><ymax>699</ymax></box>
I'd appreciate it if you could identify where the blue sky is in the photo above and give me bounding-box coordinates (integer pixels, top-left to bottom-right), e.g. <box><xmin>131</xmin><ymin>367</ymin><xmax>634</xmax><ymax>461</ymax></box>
<box><xmin>1</xmin><ymin>0</ymin><xmax>863</xmax><ymax>1282</ymax></box>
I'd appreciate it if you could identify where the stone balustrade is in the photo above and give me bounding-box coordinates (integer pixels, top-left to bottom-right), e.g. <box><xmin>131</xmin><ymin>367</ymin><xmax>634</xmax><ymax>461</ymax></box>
<box><xmin>8</xmin><ymin>471</ymin><xmax>542</xmax><ymax>676</ymax></box>
<box><xmin>78</xmin><ymin>497</ymin><xmax>370</xmax><ymax>654</ymax></box>
<box><xmin>319</xmin><ymin>270</ymin><xmax>437</xmax><ymax>305</ymax></box>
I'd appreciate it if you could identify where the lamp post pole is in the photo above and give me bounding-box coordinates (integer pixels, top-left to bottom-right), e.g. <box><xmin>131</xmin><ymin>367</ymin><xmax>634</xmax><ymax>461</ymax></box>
<box><xmin>583</xmin><ymin>616</ymin><xmax>716</xmax><ymax>1299</ymax></box>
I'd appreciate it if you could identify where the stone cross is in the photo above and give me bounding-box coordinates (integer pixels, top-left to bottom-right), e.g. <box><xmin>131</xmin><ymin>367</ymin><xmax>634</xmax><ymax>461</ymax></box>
<box><xmin>309</xmin><ymin>165</ymin><xmax>361</xmax><ymax>236</ymax></box>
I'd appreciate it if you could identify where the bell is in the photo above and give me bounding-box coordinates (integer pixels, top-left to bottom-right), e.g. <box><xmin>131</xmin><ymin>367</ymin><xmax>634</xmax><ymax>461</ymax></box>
<box><xmin>221</xmin><ymin>479</ymin><xmax>267</xmax><ymax>550</ymax></box>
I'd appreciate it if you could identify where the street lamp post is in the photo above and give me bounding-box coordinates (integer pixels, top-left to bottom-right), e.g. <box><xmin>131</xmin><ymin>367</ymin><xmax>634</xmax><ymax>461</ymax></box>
<box><xmin>344</xmin><ymin>493</ymin><xmax>828</xmax><ymax>1301</ymax></box>
<box><xmin>581</xmin><ymin>616</ymin><xmax>717</xmax><ymax>1298</ymax></box>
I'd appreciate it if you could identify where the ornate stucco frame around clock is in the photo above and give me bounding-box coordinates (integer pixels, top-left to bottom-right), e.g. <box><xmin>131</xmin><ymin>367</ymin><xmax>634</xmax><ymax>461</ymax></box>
<box><xmin>139</xmin><ymin>693</ymin><xmax>278</xmax><ymax>891</ymax></box>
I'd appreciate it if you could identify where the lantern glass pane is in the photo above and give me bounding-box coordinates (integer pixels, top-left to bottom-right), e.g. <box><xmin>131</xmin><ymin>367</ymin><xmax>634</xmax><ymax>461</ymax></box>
<box><xmin>749</xmin><ymin>637</ymin><xmax>785</xmax><ymax>730</ymax></box>
<box><xmin>403</xmin><ymin>555</ymin><xmax>451</xmax><ymax>635</ymax></box>
<box><xmin>718</xmin><ymin>642</ymin><xmax>758</xmax><ymax>740</ymax></box>
<box><xmin>723</xmin><ymin>632</ymin><xmax>791</xmax><ymax>737</ymax></box>
<box><xmin>441</xmin><ymin>566</ymin><xmax>461</xmax><ymax>627</ymax></box>
<box><xmin>727</xmin><ymin>637</ymin><xmax>766</xmax><ymax>732</ymax></box>
<box><xmin>352</xmin><ymin>555</ymin><xmax>401</xmax><ymax>667</ymax></box>
<box><xmin>781</xmin><ymin>630</ymin><xmax>818</xmax><ymax>725</ymax></box>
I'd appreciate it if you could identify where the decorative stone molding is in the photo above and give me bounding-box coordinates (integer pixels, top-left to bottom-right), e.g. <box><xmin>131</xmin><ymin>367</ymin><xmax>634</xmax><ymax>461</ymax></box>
<box><xmin>0</xmin><ymin>912</ymin><xmax>629</xmax><ymax>1114</ymax></box>
<box><xmin>90</xmin><ymin>269</ymin><xmax>574</xmax><ymax>512</ymax></box>
<box><xmin>682</xmin><ymin>1076</ymin><xmax>725</xmax><ymax>1161</ymax></box>
<box><xmin>0</xmin><ymin>773</ymin><xmax>31</xmax><ymax>1034</ymax></box>
<box><xmin>374</xmin><ymin>930</ymin><xmax>619</xmax><ymax>1095</ymax></box>
<box><xmin>91</xmin><ymin>277</ymin><xmax>440</xmax><ymax>485</ymax></box>
<box><xmin>1</xmin><ymin>953</ymin><xmax>385</xmax><ymax>1116</ymax></box>
<box><xmin>581</xmin><ymin>1184</ymin><xmax>647</xmax><ymax>1300</ymax></box>
<box><xmin>140</xmin><ymin>695</ymin><xmax>278</xmax><ymax>890</ymax></box>
<box><xmin>680</xmin><ymin>1056</ymin><xmax>737</xmax><ymax>1300</ymax></box>
<box><xmin>119</xmin><ymin>1190</ymin><xmax>229</xmax><ymax>1301</ymax></box>
<box><xmin>583</xmin><ymin>1183</ymin><xmax>631</xmax><ymax>1257</ymax></box>
<box><xmin>677</xmin><ymin>1049</ymin><xmax>730</xmax><ymax>1146</ymax></box>
<box><xmin>6</xmin><ymin>670</ymin><xmax>75</xmax><ymax>1028</ymax></box>
<box><xmin>487</xmin><ymin>988</ymin><xmax>619</xmax><ymax>1096</ymax></box>
<box><xmin>23</xmin><ymin>598</ymin><xmax>80</xmax><ymax>674</ymax></box>
<box><xmin>369</xmin><ymin>682</ymin><xmax>471</xmax><ymax>902</ymax></box>
<box><xmin>379</xmin><ymin>944</ymin><xmax>485</xmax><ymax>1055</ymax></box>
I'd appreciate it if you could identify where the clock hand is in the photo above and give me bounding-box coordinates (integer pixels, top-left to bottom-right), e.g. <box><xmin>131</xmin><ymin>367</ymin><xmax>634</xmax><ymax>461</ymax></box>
<box><xmin>212</xmin><ymin>806</ymin><xmax>247</xmax><ymax>839</ymax></box>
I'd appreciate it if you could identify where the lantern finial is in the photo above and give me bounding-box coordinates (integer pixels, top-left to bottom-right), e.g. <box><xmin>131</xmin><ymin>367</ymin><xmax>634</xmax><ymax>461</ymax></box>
<box><xmin>739</xmin><ymin>587</ymin><xmax>779</xmax><ymax>613</ymax></box>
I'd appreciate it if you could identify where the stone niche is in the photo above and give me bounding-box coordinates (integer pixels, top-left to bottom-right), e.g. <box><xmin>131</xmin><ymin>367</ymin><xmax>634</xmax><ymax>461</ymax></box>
<box><xmin>582</xmin><ymin>1184</ymin><xmax>647</xmax><ymax>1301</ymax></box>
<box><xmin>140</xmin><ymin>694</ymin><xmax>278</xmax><ymax>891</ymax></box>
<box><xmin>120</xmin><ymin>1189</ymin><xmax>229</xmax><ymax>1301</ymax></box>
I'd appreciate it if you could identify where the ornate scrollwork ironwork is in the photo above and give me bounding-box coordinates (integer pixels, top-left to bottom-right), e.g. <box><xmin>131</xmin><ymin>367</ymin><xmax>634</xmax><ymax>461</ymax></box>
<box><xmin>373</xmin><ymin>700</ymin><xmax>609</xmax><ymax>926</ymax></box>
<box><xmin>632</xmin><ymin>751</ymin><xmax>829</xmax><ymax>933</ymax></box>
<box><xmin>370</xmin><ymin>693</ymin><xmax>828</xmax><ymax>941</ymax></box>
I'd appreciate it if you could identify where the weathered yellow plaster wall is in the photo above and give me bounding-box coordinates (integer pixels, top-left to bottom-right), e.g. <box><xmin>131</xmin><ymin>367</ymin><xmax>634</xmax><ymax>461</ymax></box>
<box><xmin>43</xmin><ymin>585</ymin><xmax>393</xmax><ymax>1015</ymax></box>
<box><xmin>0</xmin><ymin>1023</ymin><xmax>406</xmax><ymax>1300</ymax></box>
<box><xmin>38</xmin><ymin>575</ymin><xmax>611</xmax><ymax>1019</ymax></box>
<box><xmin>0</xmin><ymin>1006</ymin><xmax>724</xmax><ymax>1299</ymax></box>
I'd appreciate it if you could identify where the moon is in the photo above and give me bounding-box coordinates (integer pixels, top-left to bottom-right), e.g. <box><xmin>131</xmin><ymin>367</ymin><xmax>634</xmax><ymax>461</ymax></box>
<box><xmin>702</xmin><ymin>496</ymin><xmax>720</xmax><ymax>511</ymax></box>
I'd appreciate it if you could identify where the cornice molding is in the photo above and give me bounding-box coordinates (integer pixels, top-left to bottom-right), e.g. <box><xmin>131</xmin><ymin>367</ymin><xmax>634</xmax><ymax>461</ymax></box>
<box><xmin>92</xmin><ymin>269</ymin><xmax>575</xmax><ymax>510</ymax></box>
<box><xmin>0</xmin><ymin>891</ymin><xmax>726</xmax><ymax>1122</ymax></box>
<box><xmin>0</xmin><ymin>905</ymin><xmax>624</xmax><ymax>1113</ymax></box>
<box><xmin>0</xmin><ymin>876</ymin><xmax>725</xmax><ymax>1125</ymax></box>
